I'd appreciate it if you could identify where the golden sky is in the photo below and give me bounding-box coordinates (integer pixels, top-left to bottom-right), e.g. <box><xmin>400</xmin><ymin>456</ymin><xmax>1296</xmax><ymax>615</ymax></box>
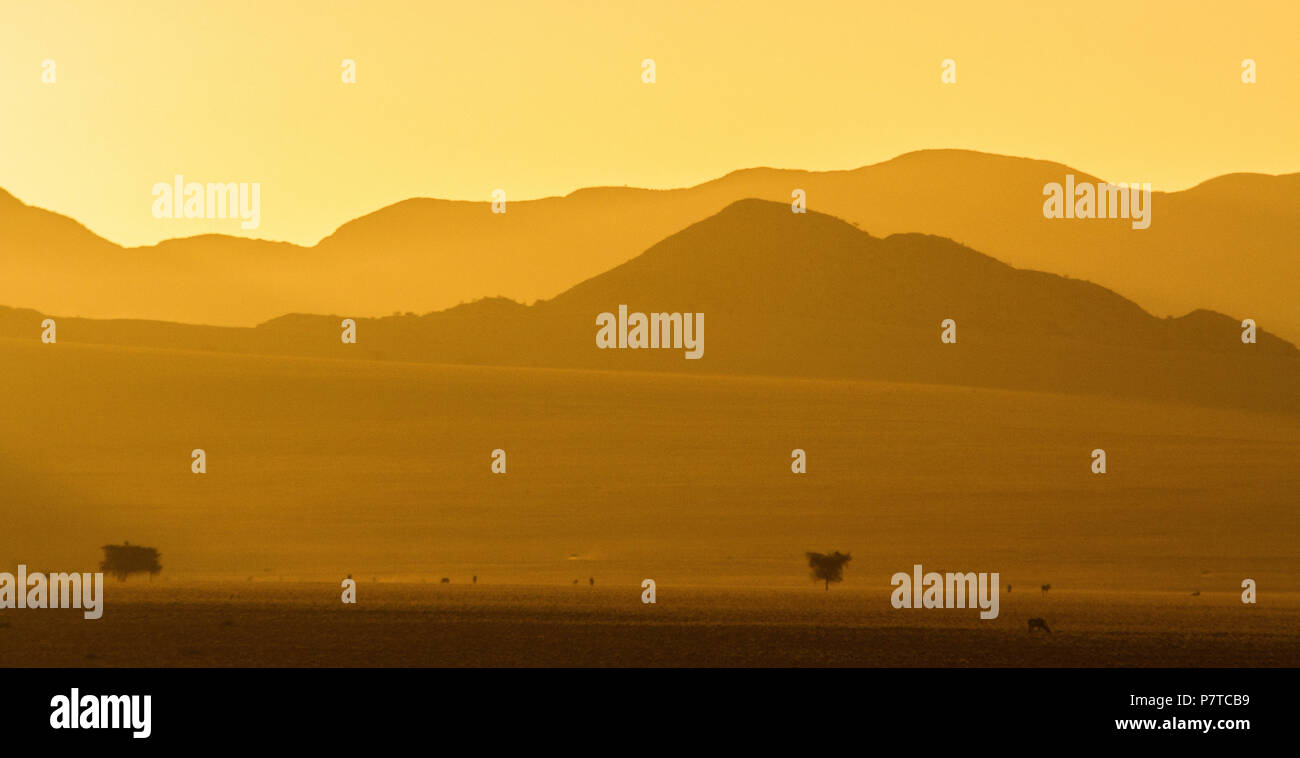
<box><xmin>3</xmin><ymin>0</ymin><xmax>1296</xmax><ymax>246</ymax></box>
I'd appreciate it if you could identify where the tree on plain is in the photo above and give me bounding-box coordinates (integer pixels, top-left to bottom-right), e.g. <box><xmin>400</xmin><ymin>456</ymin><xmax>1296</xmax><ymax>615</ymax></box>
<box><xmin>100</xmin><ymin>542</ymin><xmax>162</xmax><ymax>581</ymax></box>
<box><xmin>806</xmin><ymin>551</ymin><xmax>851</xmax><ymax>590</ymax></box>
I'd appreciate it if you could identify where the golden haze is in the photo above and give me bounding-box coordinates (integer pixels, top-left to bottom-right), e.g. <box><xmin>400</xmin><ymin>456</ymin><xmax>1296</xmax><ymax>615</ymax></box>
<box><xmin>0</xmin><ymin>0</ymin><xmax>1295</xmax><ymax>247</ymax></box>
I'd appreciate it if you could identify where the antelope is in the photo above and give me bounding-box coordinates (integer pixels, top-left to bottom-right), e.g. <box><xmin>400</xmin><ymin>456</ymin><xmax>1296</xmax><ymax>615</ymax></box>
<box><xmin>1028</xmin><ymin>617</ymin><xmax>1051</xmax><ymax>634</ymax></box>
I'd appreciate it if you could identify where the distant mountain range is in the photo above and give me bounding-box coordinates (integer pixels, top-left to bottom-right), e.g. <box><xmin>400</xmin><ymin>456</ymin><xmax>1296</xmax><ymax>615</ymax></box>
<box><xmin>3</xmin><ymin>199</ymin><xmax>1294</xmax><ymax>412</ymax></box>
<box><xmin>3</xmin><ymin>149</ymin><xmax>1297</xmax><ymax>341</ymax></box>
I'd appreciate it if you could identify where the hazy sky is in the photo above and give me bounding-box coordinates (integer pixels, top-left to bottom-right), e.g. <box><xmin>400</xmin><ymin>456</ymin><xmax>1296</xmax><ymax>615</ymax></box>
<box><xmin>3</xmin><ymin>0</ymin><xmax>1296</xmax><ymax>246</ymax></box>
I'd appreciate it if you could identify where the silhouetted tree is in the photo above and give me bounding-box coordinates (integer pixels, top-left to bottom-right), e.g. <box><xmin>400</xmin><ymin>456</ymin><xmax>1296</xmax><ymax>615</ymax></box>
<box><xmin>806</xmin><ymin>551</ymin><xmax>851</xmax><ymax>590</ymax></box>
<box><xmin>100</xmin><ymin>542</ymin><xmax>162</xmax><ymax>581</ymax></box>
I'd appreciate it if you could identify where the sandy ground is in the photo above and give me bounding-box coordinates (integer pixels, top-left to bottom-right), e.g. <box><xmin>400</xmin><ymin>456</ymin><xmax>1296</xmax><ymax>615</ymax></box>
<box><xmin>3</xmin><ymin>344</ymin><xmax>1296</xmax><ymax>667</ymax></box>
<box><xmin>3</xmin><ymin>343</ymin><xmax>1298</xmax><ymax>593</ymax></box>
<box><xmin>3</xmin><ymin>582</ymin><xmax>1296</xmax><ymax>667</ymax></box>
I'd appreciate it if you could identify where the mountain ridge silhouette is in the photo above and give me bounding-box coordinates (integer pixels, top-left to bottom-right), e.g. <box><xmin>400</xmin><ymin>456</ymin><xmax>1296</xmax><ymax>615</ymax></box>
<box><xmin>3</xmin><ymin>149</ymin><xmax>1296</xmax><ymax>340</ymax></box>
<box><xmin>4</xmin><ymin>199</ymin><xmax>1294</xmax><ymax>413</ymax></box>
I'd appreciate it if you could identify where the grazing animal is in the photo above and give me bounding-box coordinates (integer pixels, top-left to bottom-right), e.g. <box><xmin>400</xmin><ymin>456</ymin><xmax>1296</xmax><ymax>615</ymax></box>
<box><xmin>1191</xmin><ymin>591</ymin><xmax>1200</xmax><ymax>596</ymax></box>
<box><xmin>1028</xmin><ymin>617</ymin><xmax>1051</xmax><ymax>634</ymax></box>
<box><xmin>440</xmin><ymin>577</ymin><xmax>450</xmax><ymax>584</ymax></box>
<box><xmin>1040</xmin><ymin>584</ymin><xmax>1051</xmax><ymax>596</ymax></box>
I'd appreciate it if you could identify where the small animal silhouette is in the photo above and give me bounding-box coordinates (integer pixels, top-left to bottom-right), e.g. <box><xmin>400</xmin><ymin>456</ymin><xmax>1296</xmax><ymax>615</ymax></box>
<box><xmin>1191</xmin><ymin>591</ymin><xmax>1200</xmax><ymax>596</ymax></box>
<box><xmin>1006</xmin><ymin>584</ymin><xmax>1012</xmax><ymax>594</ymax></box>
<box><xmin>440</xmin><ymin>577</ymin><xmax>450</xmax><ymax>584</ymax></box>
<box><xmin>1040</xmin><ymin>583</ymin><xmax>1051</xmax><ymax>596</ymax></box>
<box><xmin>1028</xmin><ymin>617</ymin><xmax>1051</xmax><ymax>634</ymax></box>
<box><xmin>589</xmin><ymin>577</ymin><xmax>595</xmax><ymax>587</ymax></box>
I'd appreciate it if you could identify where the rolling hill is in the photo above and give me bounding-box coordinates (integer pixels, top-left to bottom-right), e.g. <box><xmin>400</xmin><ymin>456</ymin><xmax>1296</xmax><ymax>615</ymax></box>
<box><xmin>3</xmin><ymin>150</ymin><xmax>1296</xmax><ymax>341</ymax></box>
<box><xmin>3</xmin><ymin>199</ymin><xmax>1294</xmax><ymax>412</ymax></box>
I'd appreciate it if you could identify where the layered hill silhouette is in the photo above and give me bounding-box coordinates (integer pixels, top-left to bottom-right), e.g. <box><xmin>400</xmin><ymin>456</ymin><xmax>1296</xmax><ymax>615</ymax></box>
<box><xmin>4</xmin><ymin>200</ymin><xmax>1294</xmax><ymax>412</ymax></box>
<box><xmin>3</xmin><ymin>149</ymin><xmax>1297</xmax><ymax>341</ymax></box>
